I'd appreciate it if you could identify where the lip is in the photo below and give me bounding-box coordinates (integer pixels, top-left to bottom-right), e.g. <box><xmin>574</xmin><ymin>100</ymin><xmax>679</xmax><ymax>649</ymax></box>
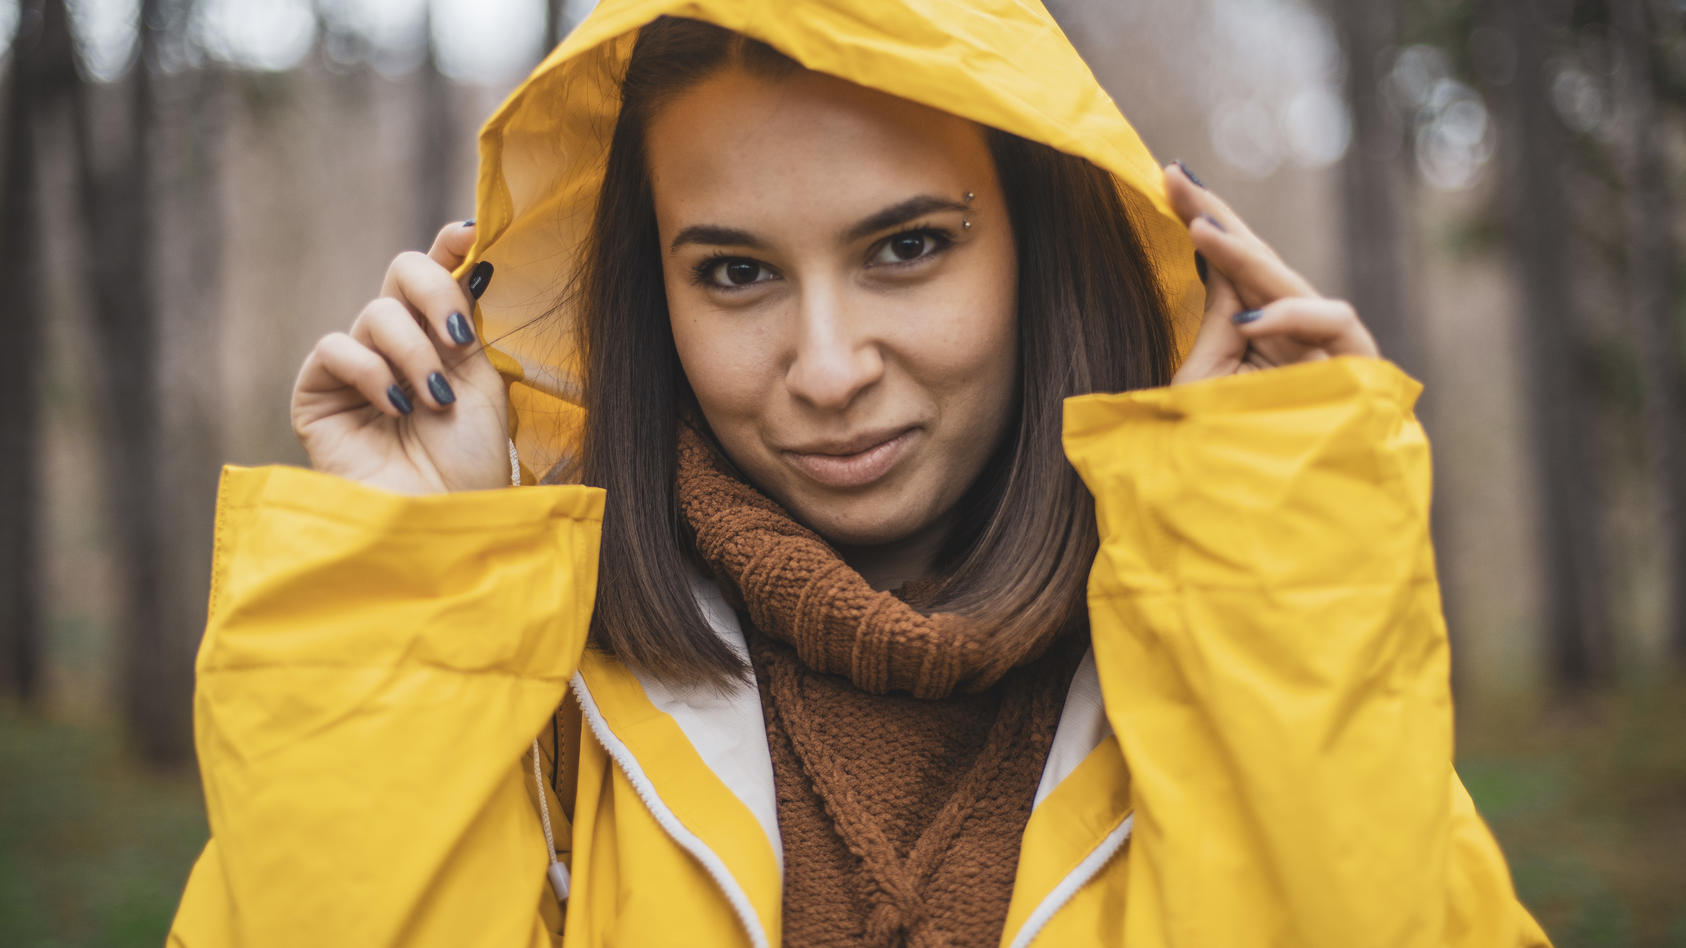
<box><xmin>781</xmin><ymin>427</ymin><xmax>918</xmax><ymax>489</ymax></box>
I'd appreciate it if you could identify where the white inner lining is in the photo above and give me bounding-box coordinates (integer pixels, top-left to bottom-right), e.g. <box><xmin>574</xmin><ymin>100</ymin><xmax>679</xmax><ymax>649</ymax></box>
<box><xmin>626</xmin><ymin>574</ymin><xmax>785</xmax><ymax>866</ymax></box>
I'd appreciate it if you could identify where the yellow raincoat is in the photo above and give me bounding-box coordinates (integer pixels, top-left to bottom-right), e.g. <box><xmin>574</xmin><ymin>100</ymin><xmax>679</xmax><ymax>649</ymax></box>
<box><xmin>168</xmin><ymin>0</ymin><xmax>1552</xmax><ymax>945</ymax></box>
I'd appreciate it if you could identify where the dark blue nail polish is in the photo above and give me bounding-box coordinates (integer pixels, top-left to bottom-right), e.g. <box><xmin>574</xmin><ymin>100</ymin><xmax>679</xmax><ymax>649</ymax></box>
<box><xmin>1232</xmin><ymin>309</ymin><xmax>1265</xmax><ymax>325</ymax></box>
<box><xmin>1202</xmin><ymin>213</ymin><xmax>1227</xmax><ymax>234</ymax></box>
<box><xmin>1175</xmin><ymin>160</ymin><xmax>1206</xmax><ymax>189</ymax></box>
<box><xmin>387</xmin><ymin>384</ymin><xmax>413</xmax><ymax>415</ymax></box>
<box><xmin>446</xmin><ymin>311</ymin><xmax>475</xmax><ymax>346</ymax></box>
<box><xmin>468</xmin><ymin>260</ymin><xmax>494</xmax><ymax>299</ymax></box>
<box><xmin>428</xmin><ymin>372</ymin><xmax>456</xmax><ymax>406</ymax></box>
<box><xmin>462</xmin><ymin>217</ymin><xmax>476</xmax><ymax>228</ymax></box>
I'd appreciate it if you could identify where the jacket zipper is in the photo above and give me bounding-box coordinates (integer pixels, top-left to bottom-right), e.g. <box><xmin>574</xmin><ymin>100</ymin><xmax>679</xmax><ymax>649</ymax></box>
<box><xmin>1006</xmin><ymin>812</ymin><xmax>1133</xmax><ymax>948</ymax></box>
<box><xmin>570</xmin><ymin>672</ymin><xmax>772</xmax><ymax>948</ymax></box>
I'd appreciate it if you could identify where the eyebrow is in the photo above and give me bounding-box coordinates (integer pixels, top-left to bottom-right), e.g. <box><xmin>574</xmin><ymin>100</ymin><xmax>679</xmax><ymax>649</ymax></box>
<box><xmin>667</xmin><ymin>194</ymin><xmax>970</xmax><ymax>254</ymax></box>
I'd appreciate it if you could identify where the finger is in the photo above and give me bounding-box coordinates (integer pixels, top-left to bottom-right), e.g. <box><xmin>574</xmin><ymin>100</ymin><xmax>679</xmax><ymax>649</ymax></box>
<box><xmin>1190</xmin><ymin>215</ymin><xmax>1318</xmax><ymax>308</ymax></box>
<box><xmin>427</xmin><ymin>219</ymin><xmax>477</xmax><ymax>271</ymax></box>
<box><xmin>351</xmin><ymin>297</ymin><xmax>458</xmax><ymax>410</ymax></box>
<box><xmin>1172</xmin><ymin>265</ymin><xmax>1246</xmax><ymax>385</ymax></box>
<box><xmin>298</xmin><ymin>332</ymin><xmax>412</xmax><ymax>418</ymax></box>
<box><xmin>380</xmin><ymin>249</ymin><xmax>480</xmax><ymax>351</ymax></box>
<box><xmin>1235</xmin><ymin>297</ymin><xmax>1379</xmax><ymax>358</ymax></box>
<box><xmin>1164</xmin><ymin>161</ymin><xmax>1268</xmax><ymax>247</ymax></box>
<box><xmin>1166</xmin><ymin>161</ymin><xmax>1319</xmax><ymax>306</ymax></box>
<box><xmin>427</xmin><ymin>220</ymin><xmax>495</xmax><ymax>310</ymax></box>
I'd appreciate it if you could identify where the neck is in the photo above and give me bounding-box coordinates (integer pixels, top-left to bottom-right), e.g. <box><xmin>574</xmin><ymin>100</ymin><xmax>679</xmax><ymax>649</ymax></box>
<box><xmin>834</xmin><ymin>511</ymin><xmax>953</xmax><ymax>592</ymax></box>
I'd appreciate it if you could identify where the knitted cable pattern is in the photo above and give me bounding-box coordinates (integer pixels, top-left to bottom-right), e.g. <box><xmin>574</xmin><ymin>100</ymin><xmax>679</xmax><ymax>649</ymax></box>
<box><xmin>675</xmin><ymin>424</ymin><xmax>1056</xmax><ymax>698</ymax></box>
<box><xmin>675</xmin><ymin>423</ymin><xmax>1085</xmax><ymax>947</ymax></box>
<box><xmin>755</xmin><ymin>637</ymin><xmax>1070</xmax><ymax>947</ymax></box>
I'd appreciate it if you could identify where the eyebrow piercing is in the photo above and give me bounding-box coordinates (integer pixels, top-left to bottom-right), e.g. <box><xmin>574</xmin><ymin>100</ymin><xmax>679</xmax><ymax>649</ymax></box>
<box><xmin>964</xmin><ymin>191</ymin><xmax>975</xmax><ymax>203</ymax></box>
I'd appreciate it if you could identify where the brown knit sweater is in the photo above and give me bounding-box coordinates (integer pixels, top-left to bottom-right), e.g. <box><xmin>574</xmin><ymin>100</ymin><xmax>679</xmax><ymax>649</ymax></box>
<box><xmin>677</xmin><ymin>426</ymin><xmax>1084</xmax><ymax>947</ymax></box>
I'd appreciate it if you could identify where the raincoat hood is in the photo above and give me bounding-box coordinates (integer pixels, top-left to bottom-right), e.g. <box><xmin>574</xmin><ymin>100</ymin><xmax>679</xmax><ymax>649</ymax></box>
<box><xmin>465</xmin><ymin>0</ymin><xmax>1204</xmax><ymax>483</ymax></box>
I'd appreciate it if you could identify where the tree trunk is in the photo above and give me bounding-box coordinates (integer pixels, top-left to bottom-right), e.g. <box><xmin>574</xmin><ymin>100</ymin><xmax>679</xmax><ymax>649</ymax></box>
<box><xmin>1492</xmin><ymin>0</ymin><xmax>1610</xmax><ymax>689</ymax></box>
<box><xmin>0</xmin><ymin>0</ymin><xmax>51</xmax><ymax>705</ymax></box>
<box><xmin>54</xmin><ymin>0</ymin><xmax>189</xmax><ymax>762</ymax></box>
<box><xmin>416</xmin><ymin>6</ymin><xmax>456</xmax><ymax>243</ymax></box>
<box><xmin>155</xmin><ymin>54</ymin><xmax>227</xmax><ymax>734</ymax></box>
<box><xmin>1614</xmin><ymin>0</ymin><xmax>1686</xmax><ymax>665</ymax></box>
<box><xmin>1329</xmin><ymin>0</ymin><xmax>1485</xmax><ymax>689</ymax></box>
<box><xmin>1333</xmin><ymin>0</ymin><xmax>1415</xmax><ymax>372</ymax></box>
<box><xmin>544</xmin><ymin>0</ymin><xmax>568</xmax><ymax>57</ymax></box>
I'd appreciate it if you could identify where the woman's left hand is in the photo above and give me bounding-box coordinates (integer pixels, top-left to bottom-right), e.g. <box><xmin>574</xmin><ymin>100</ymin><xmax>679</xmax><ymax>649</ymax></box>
<box><xmin>1163</xmin><ymin>162</ymin><xmax>1379</xmax><ymax>385</ymax></box>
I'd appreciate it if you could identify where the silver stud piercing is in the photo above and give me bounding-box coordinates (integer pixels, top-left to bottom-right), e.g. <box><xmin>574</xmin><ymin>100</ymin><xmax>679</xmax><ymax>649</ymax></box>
<box><xmin>964</xmin><ymin>191</ymin><xmax>975</xmax><ymax>203</ymax></box>
<box><xmin>963</xmin><ymin>220</ymin><xmax>973</xmax><ymax>229</ymax></box>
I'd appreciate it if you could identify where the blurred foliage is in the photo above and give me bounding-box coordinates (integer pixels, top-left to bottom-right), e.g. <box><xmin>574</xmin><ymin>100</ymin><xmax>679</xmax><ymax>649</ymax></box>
<box><xmin>0</xmin><ymin>711</ymin><xmax>205</xmax><ymax>947</ymax></box>
<box><xmin>1457</xmin><ymin>677</ymin><xmax>1686</xmax><ymax>946</ymax></box>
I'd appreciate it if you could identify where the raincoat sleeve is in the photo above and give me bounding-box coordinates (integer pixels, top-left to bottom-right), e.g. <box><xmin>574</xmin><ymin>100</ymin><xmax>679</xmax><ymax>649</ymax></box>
<box><xmin>1063</xmin><ymin>357</ymin><xmax>1550</xmax><ymax>947</ymax></box>
<box><xmin>167</xmin><ymin>464</ymin><xmax>603</xmax><ymax>948</ymax></box>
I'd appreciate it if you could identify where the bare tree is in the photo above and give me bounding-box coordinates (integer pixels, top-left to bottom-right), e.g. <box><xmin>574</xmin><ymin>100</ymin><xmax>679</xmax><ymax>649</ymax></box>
<box><xmin>545</xmin><ymin>0</ymin><xmax>569</xmax><ymax>57</ymax></box>
<box><xmin>1492</xmin><ymin>0</ymin><xmax>1611</xmax><ymax>688</ymax></box>
<box><xmin>49</xmin><ymin>0</ymin><xmax>190</xmax><ymax>761</ymax></box>
<box><xmin>416</xmin><ymin>3</ymin><xmax>456</xmax><ymax>242</ymax></box>
<box><xmin>1614</xmin><ymin>0</ymin><xmax>1686</xmax><ymax>664</ymax></box>
<box><xmin>1329</xmin><ymin>0</ymin><xmax>1490</xmax><ymax>689</ymax></box>
<box><xmin>1332</xmin><ymin>0</ymin><xmax>1416</xmax><ymax>373</ymax></box>
<box><xmin>154</xmin><ymin>0</ymin><xmax>227</xmax><ymax>738</ymax></box>
<box><xmin>0</xmin><ymin>0</ymin><xmax>60</xmax><ymax>705</ymax></box>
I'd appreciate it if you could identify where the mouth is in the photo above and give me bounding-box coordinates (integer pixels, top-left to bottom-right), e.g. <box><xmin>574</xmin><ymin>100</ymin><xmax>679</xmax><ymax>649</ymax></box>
<box><xmin>781</xmin><ymin>427</ymin><xmax>919</xmax><ymax>489</ymax></box>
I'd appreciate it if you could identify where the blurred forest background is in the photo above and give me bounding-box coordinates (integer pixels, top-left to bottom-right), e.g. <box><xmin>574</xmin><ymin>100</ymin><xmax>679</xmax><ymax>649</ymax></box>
<box><xmin>0</xmin><ymin>0</ymin><xmax>1683</xmax><ymax>944</ymax></box>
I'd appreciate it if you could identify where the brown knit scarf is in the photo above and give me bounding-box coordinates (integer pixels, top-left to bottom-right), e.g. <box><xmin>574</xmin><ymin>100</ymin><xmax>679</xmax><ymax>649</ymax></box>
<box><xmin>676</xmin><ymin>425</ymin><xmax>1083</xmax><ymax>948</ymax></box>
<box><xmin>675</xmin><ymin>425</ymin><xmax>1067</xmax><ymax>698</ymax></box>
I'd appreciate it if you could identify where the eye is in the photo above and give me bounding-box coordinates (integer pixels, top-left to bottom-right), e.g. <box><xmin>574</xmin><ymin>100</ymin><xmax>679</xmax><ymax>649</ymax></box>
<box><xmin>693</xmin><ymin>256</ymin><xmax>776</xmax><ymax>290</ymax></box>
<box><xmin>869</xmin><ymin>228</ymin><xmax>951</xmax><ymax>267</ymax></box>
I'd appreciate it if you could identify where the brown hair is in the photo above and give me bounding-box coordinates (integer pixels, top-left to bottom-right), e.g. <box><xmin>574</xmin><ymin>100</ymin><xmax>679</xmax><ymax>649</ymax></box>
<box><xmin>564</xmin><ymin>17</ymin><xmax>1175</xmax><ymax>687</ymax></box>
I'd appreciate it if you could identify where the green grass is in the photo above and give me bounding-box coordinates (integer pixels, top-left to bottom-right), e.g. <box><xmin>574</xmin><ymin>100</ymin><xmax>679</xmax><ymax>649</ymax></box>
<box><xmin>1457</xmin><ymin>681</ymin><xmax>1686</xmax><ymax>947</ymax></box>
<box><xmin>1</xmin><ymin>679</ymin><xmax>1683</xmax><ymax>946</ymax></box>
<box><xmin>0</xmin><ymin>711</ymin><xmax>206</xmax><ymax>948</ymax></box>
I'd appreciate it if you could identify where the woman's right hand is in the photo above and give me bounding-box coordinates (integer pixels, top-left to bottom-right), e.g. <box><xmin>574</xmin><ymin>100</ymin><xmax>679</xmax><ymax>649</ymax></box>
<box><xmin>291</xmin><ymin>221</ymin><xmax>511</xmax><ymax>495</ymax></box>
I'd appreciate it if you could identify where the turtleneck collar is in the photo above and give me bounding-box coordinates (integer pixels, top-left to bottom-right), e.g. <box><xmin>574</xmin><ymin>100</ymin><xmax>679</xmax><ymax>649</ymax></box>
<box><xmin>675</xmin><ymin>424</ymin><xmax>1066</xmax><ymax>699</ymax></box>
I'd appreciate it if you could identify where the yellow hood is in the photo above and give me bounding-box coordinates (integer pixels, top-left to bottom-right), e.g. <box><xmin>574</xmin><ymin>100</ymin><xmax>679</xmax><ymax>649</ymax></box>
<box><xmin>463</xmin><ymin>0</ymin><xmax>1204</xmax><ymax>483</ymax></box>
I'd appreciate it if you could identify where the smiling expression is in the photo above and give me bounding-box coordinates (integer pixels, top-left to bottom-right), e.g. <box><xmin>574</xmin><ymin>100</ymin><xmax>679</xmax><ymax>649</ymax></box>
<box><xmin>646</xmin><ymin>67</ymin><xmax>1020</xmax><ymax>587</ymax></box>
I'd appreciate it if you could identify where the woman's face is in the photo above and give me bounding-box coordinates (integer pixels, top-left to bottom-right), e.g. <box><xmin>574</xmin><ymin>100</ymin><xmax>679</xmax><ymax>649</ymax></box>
<box><xmin>647</xmin><ymin>67</ymin><xmax>1019</xmax><ymax>585</ymax></box>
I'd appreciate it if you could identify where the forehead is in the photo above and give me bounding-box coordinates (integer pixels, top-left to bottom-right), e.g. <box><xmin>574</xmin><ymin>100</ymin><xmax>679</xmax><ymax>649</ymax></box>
<box><xmin>644</xmin><ymin>67</ymin><xmax>993</xmax><ymax>229</ymax></box>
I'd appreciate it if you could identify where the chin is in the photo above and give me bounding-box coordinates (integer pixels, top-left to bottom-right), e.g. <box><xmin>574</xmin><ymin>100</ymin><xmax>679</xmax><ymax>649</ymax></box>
<box><xmin>782</xmin><ymin>484</ymin><xmax>944</xmax><ymax>550</ymax></box>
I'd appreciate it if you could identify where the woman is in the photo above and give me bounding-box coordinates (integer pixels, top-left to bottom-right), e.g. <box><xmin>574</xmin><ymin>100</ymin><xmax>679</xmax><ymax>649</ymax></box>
<box><xmin>168</xmin><ymin>2</ymin><xmax>1551</xmax><ymax>946</ymax></box>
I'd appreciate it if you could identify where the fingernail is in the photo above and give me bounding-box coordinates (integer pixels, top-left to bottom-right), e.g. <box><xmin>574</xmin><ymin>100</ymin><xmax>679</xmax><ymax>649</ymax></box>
<box><xmin>468</xmin><ymin>260</ymin><xmax>494</xmax><ymax>299</ymax></box>
<box><xmin>1175</xmin><ymin>160</ymin><xmax>1207</xmax><ymax>189</ymax></box>
<box><xmin>1201</xmin><ymin>213</ymin><xmax>1227</xmax><ymax>234</ymax></box>
<box><xmin>387</xmin><ymin>384</ymin><xmax>413</xmax><ymax>415</ymax></box>
<box><xmin>446</xmin><ymin>311</ymin><xmax>475</xmax><ymax>346</ymax></box>
<box><xmin>428</xmin><ymin>372</ymin><xmax>456</xmax><ymax>406</ymax></box>
<box><xmin>1195</xmin><ymin>251</ymin><xmax>1209</xmax><ymax>287</ymax></box>
<box><xmin>462</xmin><ymin>217</ymin><xmax>476</xmax><ymax>228</ymax></box>
<box><xmin>1232</xmin><ymin>309</ymin><xmax>1265</xmax><ymax>325</ymax></box>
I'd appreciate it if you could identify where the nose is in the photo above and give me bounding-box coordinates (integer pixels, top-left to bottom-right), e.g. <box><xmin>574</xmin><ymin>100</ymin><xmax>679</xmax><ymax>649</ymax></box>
<box><xmin>784</xmin><ymin>288</ymin><xmax>883</xmax><ymax>411</ymax></box>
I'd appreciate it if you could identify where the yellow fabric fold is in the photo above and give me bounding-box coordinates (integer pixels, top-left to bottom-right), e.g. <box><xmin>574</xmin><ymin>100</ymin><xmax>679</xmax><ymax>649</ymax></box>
<box><xmin>169</xmin><ymin>466</ymin><xmax>602</xmax><ymax>947</ymax></box>
<box><xmin>1063</xmin><ymin>357</ymin><xmax>1549</xmax><ymax>947</ymax></box>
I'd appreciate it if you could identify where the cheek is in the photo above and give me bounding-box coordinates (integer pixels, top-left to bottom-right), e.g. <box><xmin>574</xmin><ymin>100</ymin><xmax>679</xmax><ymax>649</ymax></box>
<box><xmin>668</xmin><ymin>301</ymin><xmax>777</xmax><ymax>426</ymax></box>
<box><xmin>908</xmin><ymin>249</ymin><xmax>1019</xmax><ymax>421</ymax></box>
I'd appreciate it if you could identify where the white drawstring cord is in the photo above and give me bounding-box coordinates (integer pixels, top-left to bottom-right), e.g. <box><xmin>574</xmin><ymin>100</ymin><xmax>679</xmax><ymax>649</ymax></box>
<box><xmin>516</xmin><ymin>442</ymin><xmax>568</xmax><ymax>902</ymax></box>
<box><xmin>532</xmin><ymin>737</ymin><xmax>571</xmax><ymax>902</ymax></box>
